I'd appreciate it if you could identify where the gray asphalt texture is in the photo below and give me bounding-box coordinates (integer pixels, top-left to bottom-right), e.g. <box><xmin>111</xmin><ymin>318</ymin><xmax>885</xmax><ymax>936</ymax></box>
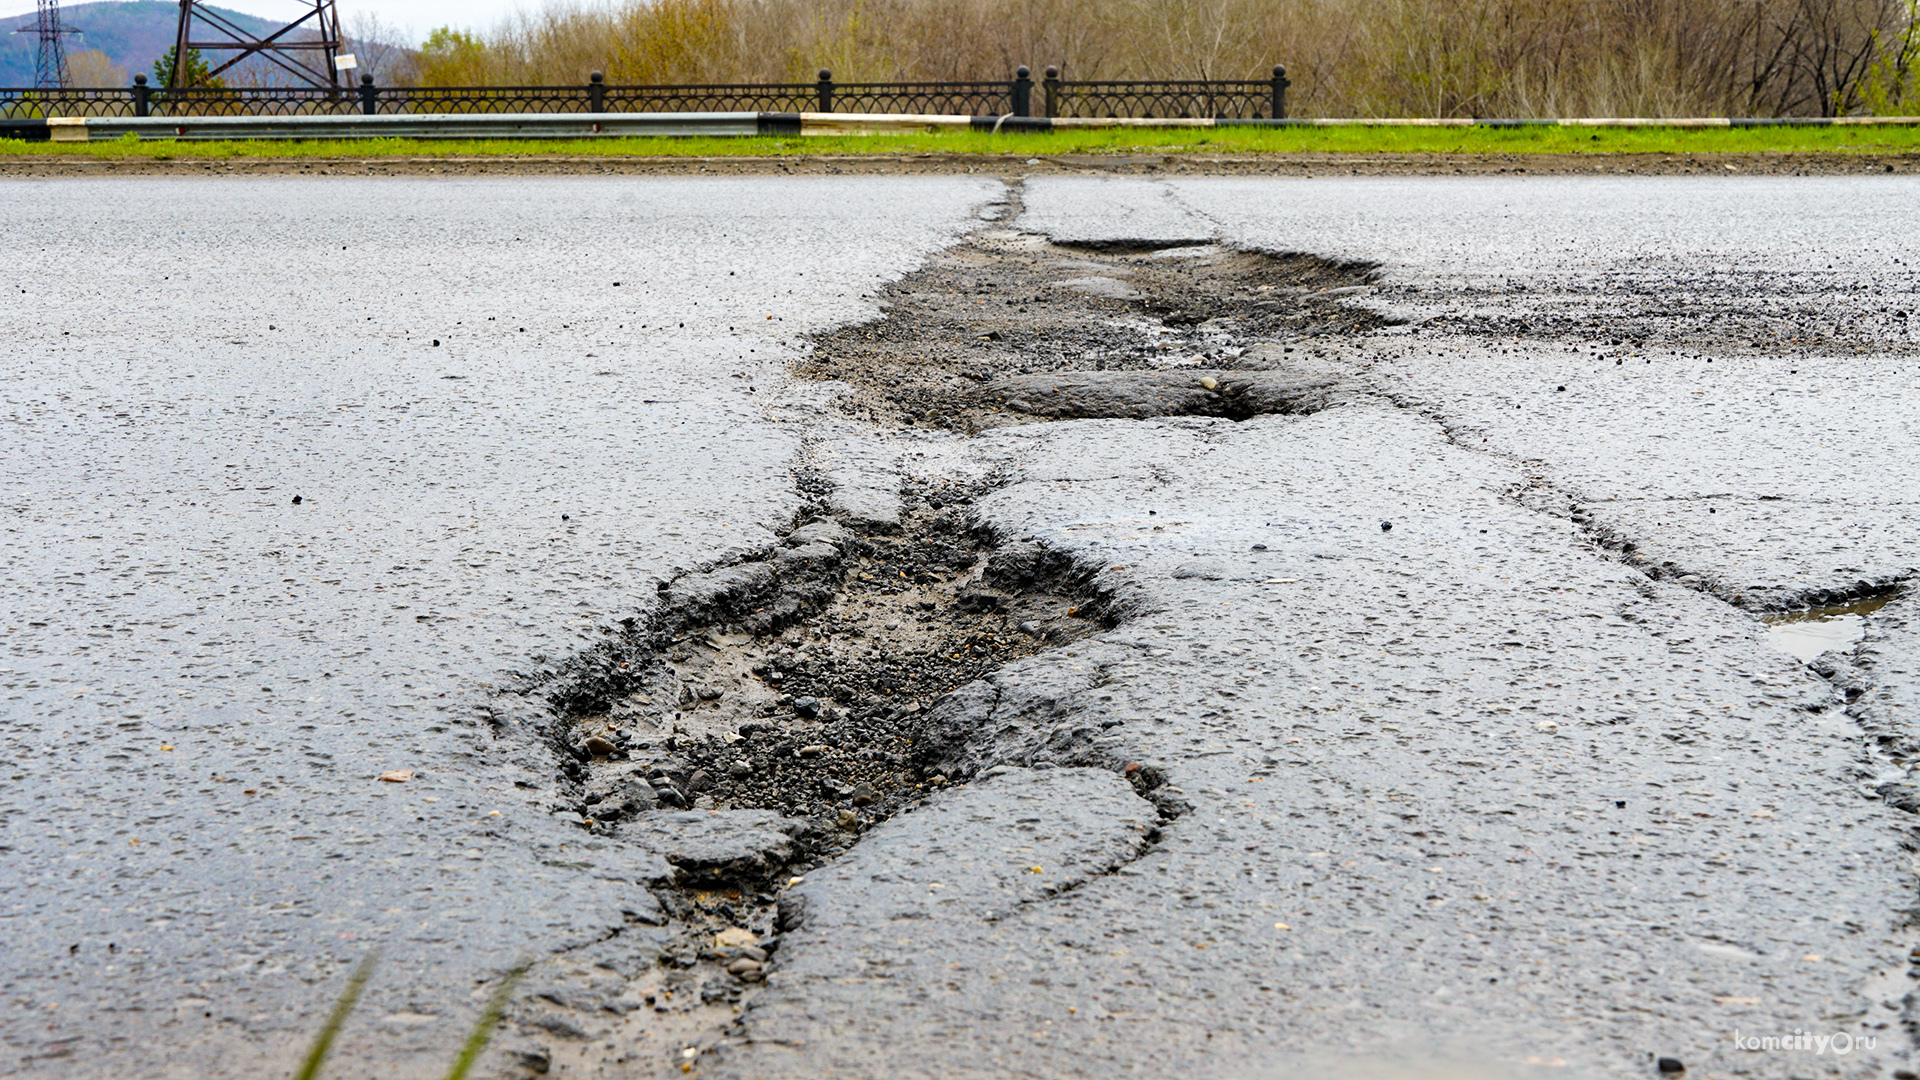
<box><xmin>4</xmin><ymin>173</ymin><xmax>1917</xmax><ymax>1080</ymax></box>
<box><xmin>727</xmin><ymin>177</ymin><xmax>1920</xmax><ymax>1080</ymax></box>
<box><xmin>0</xmin><ymin>176</ymin><xmax>1000</xmax><ymax>1078</ymax></box>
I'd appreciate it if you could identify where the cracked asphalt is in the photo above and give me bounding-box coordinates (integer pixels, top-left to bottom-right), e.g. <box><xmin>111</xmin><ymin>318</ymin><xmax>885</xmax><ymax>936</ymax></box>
<box><xmin>4</xmin><ymin>172</ymin><xmax>1917</xmax><ymax>1080</ymax></box>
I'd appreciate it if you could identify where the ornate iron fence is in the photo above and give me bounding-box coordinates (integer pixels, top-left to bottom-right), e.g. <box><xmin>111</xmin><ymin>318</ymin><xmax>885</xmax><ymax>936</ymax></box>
<box><xmin>1042</xmin><ymin>66</ymin><xmax>1290</xmax><ymax>120</ymax></box>
<box><xmin>1</xmin><ymin>66</ymin><xmax>1289</xmax><ymax>122</ymax></box>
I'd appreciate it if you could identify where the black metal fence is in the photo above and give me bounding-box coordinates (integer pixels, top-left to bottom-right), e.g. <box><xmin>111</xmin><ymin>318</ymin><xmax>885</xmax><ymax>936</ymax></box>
<box><xmin>0</xmin><ymin>66</ymin><xmax>1288</xmax><ymax>121</ymax></box>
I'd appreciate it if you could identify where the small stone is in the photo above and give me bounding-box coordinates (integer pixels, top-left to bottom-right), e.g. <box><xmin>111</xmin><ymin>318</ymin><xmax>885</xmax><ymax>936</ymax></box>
<box><xmin>1017</xmin><ymin>620</ymin><xmax>1040</xmax><ymax>636</ymax></box>
<box><xmin>583</xmin><ymin>735</ymin><xmax>618</xmax><ymax>756</ymax></box>
<box><xmin>728</xmin><ymin>760</ymin><xmax>752</xmax><ymax>779</ymax></box>
<box><xmin>850</xmin><ymin>782</ymin><xmax>878</xmax><ymax>806</ymax></box>
<box><xmin>1251</xmin><ymin>543</ymin><xmax>1267</xmax><ymax>551</ymax></box>
<box><xmin>290</xmin><ymin>495</ymin><xmax>303</xmax><ymax>505</ymax></box>
<box><xmin>1655</xmin><ymin>1058</ymin><xmax>1684</xmax><ymax>1074</ymax></box>
<box><xmin>687</xmin><ymin>769</ymin><xmax>713</xmax><ymax>794</ymax></box>
<box><xmin>1199</xmin><ymin>376</ymin><xmax>1219</xmax><ymax>390</ymax></box>
<box><xmin>793</xmin><ymin>696</ymin><xmax>821</xmax><ymax>718</ymax></box>
<box><xmin>836</xmin><ymin>808</ymin><xmax>859</xmax><ymax>830</ymax></box>
<box><xmin>713</xmin><ymin>927</ymin><xmax>758</xmax><ymax>948</ymax></box>
<box><xmin>799</xmin><ymin>744</ymin><xmax>829</xmax><ymax>758</ymax></box>
<box><xmin>1380</xmin><ymin>521</ymin><xmax>1393</xmax><ymax>532</ymax></box>
<box><xmin>377</xmin><ymin>769</ymin><xmax>412</xmax><ymax>783</ymax></box>
<box><xmin>732</xmin><ymin>945</ymin><xmax>767</xmax><ymax>963</ymax></box>
<box><xmin>696</xmin><ymin>686</ymin><xmax>723</xmax><ymax>702</ymax></box>
<box><xmin>726</xmin><ymin>957</ymin><xmax>764</xmax><ymax>977</ymax></box>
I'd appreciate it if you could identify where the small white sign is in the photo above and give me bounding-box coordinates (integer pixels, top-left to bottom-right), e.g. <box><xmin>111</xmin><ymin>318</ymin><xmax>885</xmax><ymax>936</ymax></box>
<box><xmin>335</xmin><ymin>53</ymin><xmax>358</xmax><ymax>70</ymax></box>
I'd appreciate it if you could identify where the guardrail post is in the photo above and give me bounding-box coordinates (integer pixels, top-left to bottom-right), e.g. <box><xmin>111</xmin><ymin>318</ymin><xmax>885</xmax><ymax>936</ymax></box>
<box><xmin>132</xmin><ymin>73</ymin><xmax>151</xmax><ymax>117</ymax></box>
<box><xmin>1011</xmin><ymin>66</ymin><xmax>1032</xmax><ymax>117</ymax></box>
<box><xmin>588</xmin><ymin>71</ymin><xmax>605</xmax><ymax>113</ymax></box>
<box><xmin>358</xmin><ymin>74</ymin><xmax>378</xmax><ymax>115</ymax></box>
<box><xmin>1271</xmin><ymin>64</ymin><xmax>1290</xmax><ymax>119</ymax></box>
<box><xmin>1043</xmin><ymin>66</ymin><xmax>1061</xmax><ymax>119</ymax></box>
<box><xmin>816</xmin><ymin>70</ymin><xmax>834</xmax><ymax>113</ymax></box>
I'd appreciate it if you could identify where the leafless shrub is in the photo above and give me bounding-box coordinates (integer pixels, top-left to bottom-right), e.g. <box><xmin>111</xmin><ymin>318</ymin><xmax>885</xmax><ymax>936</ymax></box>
<box><xmin>403</xmin><ymin>0</ymin><xmax>1917</xmax><ymax>116</ymax></box>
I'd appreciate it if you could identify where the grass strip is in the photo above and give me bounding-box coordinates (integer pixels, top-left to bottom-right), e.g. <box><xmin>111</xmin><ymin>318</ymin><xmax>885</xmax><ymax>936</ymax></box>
<box><xmin>442</xmin><ymin>960</ymin><xmax>530</xmax><ymax>1080</ymax></box>
<box><xmin>293</xmin><ymin>950</ymin><xmax>379</xmax><ymax>1080</ymax></box>
<box><xmin>4</xmin><ymin>123</ymin><xmax>1920</xmax><ymax>159</ymax></box>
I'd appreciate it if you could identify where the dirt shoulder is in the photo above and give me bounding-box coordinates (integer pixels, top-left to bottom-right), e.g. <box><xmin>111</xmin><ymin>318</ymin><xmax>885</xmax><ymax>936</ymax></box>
<box><xmin>1</xmin><ymin>148</ymin><xmax>1914</xmax><ymax>178</ymax></box>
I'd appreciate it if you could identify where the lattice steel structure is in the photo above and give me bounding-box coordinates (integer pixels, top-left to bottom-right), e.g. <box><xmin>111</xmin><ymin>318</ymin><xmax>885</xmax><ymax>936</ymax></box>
<box><xmin>12</xmin><ymin>0</ymin><xmax>81</xmax><ymax>89</ymax></box>
<box><xmin>169</xmin><ymin>0</ymin><xmax>345</xmax><ymax>90</ymax></box>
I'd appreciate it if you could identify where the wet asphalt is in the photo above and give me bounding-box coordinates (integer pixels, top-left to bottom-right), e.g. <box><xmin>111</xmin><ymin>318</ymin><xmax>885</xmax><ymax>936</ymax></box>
<box><xmin>3</xmin><ymin>173</ymin><xmax>1918</xmax><ymax>1080</ymax></box>
<box><xmin>0</xmin><ymin>176</ymin><xmax>1000</xmax><ymax>1077</ymax></box>
<box><xmin>726</xmin><ymin>177</ymin><xmax>1920</xmax><ymax>1080</ymax></box>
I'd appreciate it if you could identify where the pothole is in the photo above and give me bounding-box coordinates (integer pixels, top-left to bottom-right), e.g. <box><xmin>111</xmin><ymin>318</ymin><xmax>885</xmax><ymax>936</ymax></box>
<box><xmin>798</xmin><ymin>194</ymin><xmax>1386</xmax><ymax>432</ymax></box>
<box><xmin>1764</xmin><ymin>587</ymin><xmax>1908</xmax><ymax>663</ymax></box>
<box><xmin>491</xmin><ymin>464</ymin><xmax>1126</xmax><ymax>1064</ymax></box>
<box><xmin>490</xmin><ymin>185</ymin><xmax>1379</xmax><ymax>1072</ymax></box>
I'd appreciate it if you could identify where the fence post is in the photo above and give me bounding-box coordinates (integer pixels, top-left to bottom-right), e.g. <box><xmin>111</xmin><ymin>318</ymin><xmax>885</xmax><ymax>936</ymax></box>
<box><xmin>1043</xmin><ymin>66</ymin><xmax>1061</xmax><ymax>119</ymax></box>
<box><xmin>588</xmin><ymin>71</ymin><xmax>605</xmax><ymax>113</ymax></box>
<box><xmin>1271</xmin><ymin>64</ymin><xmax>1290</xmax><ymax>119</ymax></box>
<box><xmin>358</xmin><ymin>74</ymin><xmax>378</xmax><ymax>115</ymax></box>
<box><xmin>1011</xmin><ymin>66</ymin><xmax>1032</xmax><ymax>117</ymax></box>
<box><xmin>815</xmin><ymin>70</ymin><xmax>834</xmax><ymax>113</ymax></box>
<box><xmin>132</xmin><ymin>73</ymin><xmax>150</xmax><ymax>118</ymax></box>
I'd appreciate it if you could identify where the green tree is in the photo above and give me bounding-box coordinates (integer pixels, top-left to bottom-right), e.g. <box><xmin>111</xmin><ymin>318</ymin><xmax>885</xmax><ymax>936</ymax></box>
<box><xmin>153</xmin><ymin>46</ymin><xmax>227</xmax><ymax>90</ymax></box>
<box><xmin>416</xmin><ymin>27</ymin><xmax>492</xmax><ymax>86</ymax></box>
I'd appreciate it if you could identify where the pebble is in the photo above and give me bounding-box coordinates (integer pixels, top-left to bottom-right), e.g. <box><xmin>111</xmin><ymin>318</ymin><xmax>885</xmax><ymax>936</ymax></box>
<box><xmin>727</xmin><ymin>759</ymin><xmax>752</xmax><ymax>778</ymax></box>
<box><xmin>799</xmin><ymin>744</ymin><xmax>829</xmax><ymax>757</ymax></box>
<box><xmin>1199</xmin><ymin>376</ymin><xmax>1219</xmax><ymax>390</ymax></box>
<box><xmin>1380</xmin><ymin>520</ymin><xmax>1393</xmax><ymax>531</ymax></box>
<box><xmin>836</xmin><ymin>808</ymin><xmax>859</xmax><ymax>830</ymax></box>
<box><xmin>728</xmin><ymin>958</ymin><xmax>765</xmax><ymax>982</ymax></box>
<box><xmin>582</xmin><ymin>735</ymin><xmax>618</xmax><ymax>756</ymax></box>
<box><xmin>793</xmin><ymin>695</ymin><xmax>822</xmax><ymax>718</ymax></box>
<box><xmin>850</xmin><ymin>782</ymin><xmax>878</xmax><ymax>806</ymax></box>
<box><xmin>1018</xmin><ymin>620</ymin><xmax>1041</xmax><ymax>636</ymax></box>
<box><xmin>713</xmin><ymin>927</ymin><xmax>758</xmax><ymax>948</ymax></box>
<box><xmin>1656</xmin><ymin>1058</ymin><xmax>1684</xmax><ymax>1074</ymax></box>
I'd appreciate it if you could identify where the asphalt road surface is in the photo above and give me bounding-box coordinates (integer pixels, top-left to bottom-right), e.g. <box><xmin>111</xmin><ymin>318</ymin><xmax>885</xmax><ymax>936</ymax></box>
<box><xmin>4</xmin><ymin>173</ymin><xmax>1917</xmax><ymax>1080</ymax></box>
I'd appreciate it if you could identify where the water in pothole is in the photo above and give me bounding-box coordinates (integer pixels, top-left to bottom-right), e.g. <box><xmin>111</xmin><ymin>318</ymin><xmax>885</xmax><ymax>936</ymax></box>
<box><xmin>1763</xmin><ymin>591</ymin><xmax>1904</xmax><ymax>663</ymax></box>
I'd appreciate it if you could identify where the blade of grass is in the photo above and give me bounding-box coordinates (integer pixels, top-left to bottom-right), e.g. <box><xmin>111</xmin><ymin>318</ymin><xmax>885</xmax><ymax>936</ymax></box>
<box><xmin>442</xmin><ymin>960</ymin><xmax>531</xmax><ymax>1080</ymax></box>
<box><xmin>293</xmin><ymin>949</ymin><xmax>380</xmax><ymax>1080</ymax></box>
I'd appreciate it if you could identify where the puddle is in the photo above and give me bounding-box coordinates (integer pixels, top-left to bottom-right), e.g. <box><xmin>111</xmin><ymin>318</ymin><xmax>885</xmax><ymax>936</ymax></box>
<box><xmin>1763</xmin><ymin>591</ymin><xmax>1904</xmax><ymax>662</ymax></box>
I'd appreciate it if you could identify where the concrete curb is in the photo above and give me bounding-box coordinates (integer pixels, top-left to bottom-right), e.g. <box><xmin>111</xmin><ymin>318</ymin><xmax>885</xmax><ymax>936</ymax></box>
<box><xmin>7</xmin><ymin>110</ymin><xmax>1920</xmax><ymax>142</ymax></box>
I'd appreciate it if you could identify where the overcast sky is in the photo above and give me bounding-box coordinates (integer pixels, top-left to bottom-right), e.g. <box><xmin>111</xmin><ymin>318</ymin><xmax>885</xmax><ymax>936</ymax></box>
<box><xmin>3</xmin><ymin>0</ymin><xmax>538</xmax><ymax>47</ymax></box>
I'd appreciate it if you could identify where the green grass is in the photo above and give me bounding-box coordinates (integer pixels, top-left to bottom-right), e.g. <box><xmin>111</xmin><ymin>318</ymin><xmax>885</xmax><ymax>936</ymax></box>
<box><xmin>5</xmin><ymin>123</ymin><xmax>1920</xmax><ymax>160</ymax></box>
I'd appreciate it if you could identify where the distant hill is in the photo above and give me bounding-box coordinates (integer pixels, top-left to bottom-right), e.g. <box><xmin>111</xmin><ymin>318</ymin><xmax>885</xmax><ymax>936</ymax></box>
<box><xmin>1</xmin><ymin>0</ymin><xmax>282</xmax><ymax>87</ymax></box>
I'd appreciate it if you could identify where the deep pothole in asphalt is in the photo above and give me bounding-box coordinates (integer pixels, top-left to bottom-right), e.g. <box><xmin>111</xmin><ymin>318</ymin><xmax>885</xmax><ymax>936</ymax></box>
<box><xmin>799</xmin><ymin>194</ymin><xmax>1387</xmax><ymax>431</ymax></box>
<box><xmin>492</xmin><ymin>186</ymin><xmax>1405</xmax><ymax>1073</ymax></box>
<box><xmin>1765</xmin><ymin>586</ymin><xmax>1910</xmax><ymax>664</ymax></box>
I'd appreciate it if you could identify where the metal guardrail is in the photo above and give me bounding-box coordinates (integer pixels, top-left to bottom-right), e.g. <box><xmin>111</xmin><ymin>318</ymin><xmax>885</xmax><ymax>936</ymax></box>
<box><xmin>38</xmin><ymin>111</ymin><xmax>788</xmax><ymax>140</ymax></box>
<box><xmin>17</xmin><ymin>110</ymin><xmax>1920</xmax><ymax>144</ymax></box>
<box><xmin>0</xmin><ymin>66</ymin><xmax>1284</xmax><ymax>121</ymax></box>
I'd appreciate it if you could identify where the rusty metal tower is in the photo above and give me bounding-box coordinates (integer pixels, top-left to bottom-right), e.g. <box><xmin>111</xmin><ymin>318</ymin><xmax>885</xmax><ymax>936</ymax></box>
<box><xmin>11</xmin><ymin>0</ymin><xmax>81</xmax><ymax>88</ymax></box>
<box><xmin>168</xmin><ymin>0</ymin><xmax>346</xmax><ymax>89</ymax></box>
